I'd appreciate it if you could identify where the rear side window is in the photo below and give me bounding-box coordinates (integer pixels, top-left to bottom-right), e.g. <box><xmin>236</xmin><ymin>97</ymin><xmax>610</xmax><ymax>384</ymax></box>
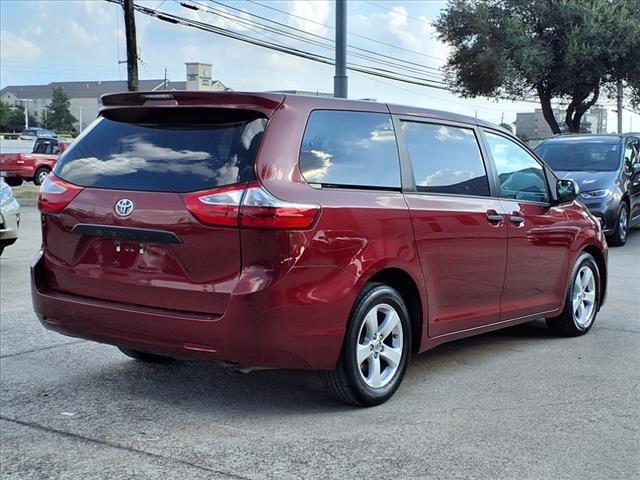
<box><xmin>299</xmin><ymin>110</ymin><xmax>401</xmax><ymax>189</ymax></box>
<box><xmin>401</xmin><ymin>121</ymin><xmax>489</xmax><ymax>196</ymax></box>
<box><xmin>34</xmin><ymin>142</ymin><xmax>53</xmax><ymax>154</ymax></box>
<box><xmin>54</xmin><ymin>110</ymin><xmax>266</xmax><ymax>193</ymax></box>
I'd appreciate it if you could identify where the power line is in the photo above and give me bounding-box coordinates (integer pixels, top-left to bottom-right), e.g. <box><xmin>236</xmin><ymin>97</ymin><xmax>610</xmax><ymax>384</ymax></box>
<box><xmin>201</xmin><ymin>1</ymin><xmax>446</xmax><ymax>77</ymax></box>
<box><xmin>245</xmin><ymin>0</ymin><xmax>447</xmax><ymax>64</ymax></box>
<box><xmin>104</xmin><ymin>0</ymin><xmax>542</xmax><ymax>106</ymax></box>
<box><xmin>183</xmin><ymin>0</ymin><xmax>448</xmax><ymax>82</ymax></box>
<box><xmin>106</xmin><ymin>0</ymin><xmax>452</xmax><ymax>91</ymax></box>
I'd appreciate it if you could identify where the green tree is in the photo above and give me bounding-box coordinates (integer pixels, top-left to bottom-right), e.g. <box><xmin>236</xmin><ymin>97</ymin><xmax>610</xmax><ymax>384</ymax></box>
<box><xmin>0</xmin><ymin>102</ymin><xmax>10</xmax><ymax>130</ymax></box>
<box><xmin>434</xmin><ymin>0</ymin><xmax>640</xmax><ymax>133</ymax></box>
<box><xmin>45</xmin><ymin>87</ymin><xmax>76</xmax><ymax>133</ymax></box>
<box><xmin>0</xmin><ymin>104</ymin><xmax>37</xmax><ymax>132</ymax></box>
<box><xmin>499</xmin><ymin>122</ymin><xmax>513</xmax><ymax>132</ymax></box>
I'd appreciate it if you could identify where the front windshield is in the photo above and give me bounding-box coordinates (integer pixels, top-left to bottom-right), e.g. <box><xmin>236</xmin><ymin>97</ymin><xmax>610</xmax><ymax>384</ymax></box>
<box><xmin>535</xmin><ymin>141</ymin><xmax>621</xmax><ymax>172</ymax></box>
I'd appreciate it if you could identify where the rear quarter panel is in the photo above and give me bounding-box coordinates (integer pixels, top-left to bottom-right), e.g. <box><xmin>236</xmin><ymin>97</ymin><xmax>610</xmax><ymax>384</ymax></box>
<box><xmin>248</xmin><ymin>97</ymin><xmax>428</xmax><ymax>351</ymax></box>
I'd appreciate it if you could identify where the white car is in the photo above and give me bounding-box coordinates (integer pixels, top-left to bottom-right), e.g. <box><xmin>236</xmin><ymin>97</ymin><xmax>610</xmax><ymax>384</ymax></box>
<box><xmin>0</xmin><ymin>178</ymin><xmax>20</xmax><ymax>256</ymax></box>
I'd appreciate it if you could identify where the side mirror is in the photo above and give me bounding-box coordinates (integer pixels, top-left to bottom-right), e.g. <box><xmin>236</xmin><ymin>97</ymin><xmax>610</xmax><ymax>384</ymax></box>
<box><xmin>556</xmin><ymin>179</ymin><xmax>579</xmax><ymax>204</ymax></box>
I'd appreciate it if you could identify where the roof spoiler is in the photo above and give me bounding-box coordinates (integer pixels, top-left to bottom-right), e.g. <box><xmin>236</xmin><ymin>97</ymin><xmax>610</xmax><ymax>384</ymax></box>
<box><xmin>100</xmin><ymin>91</ymin><xmax>285</xmax><ymax>116</ymax></box>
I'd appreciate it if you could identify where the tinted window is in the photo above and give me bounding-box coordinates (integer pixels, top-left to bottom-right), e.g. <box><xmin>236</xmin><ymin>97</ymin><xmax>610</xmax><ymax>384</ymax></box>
<box><xmin>34</xmin><ymin>141</ymin><xmax>54</xmax><ymax>154</ymax></box>
<box><xmin>300</xmin><ymin>111</ymin><xmax>400</xmax><ymax>189</ymax></box>
<box><xmin>402</xmin><ymin>122</ymin><xmax>489</xmax><ymax>196</ymax></box>
<box><xmin>535</xmin><ymin>139</ymin><xmax>621</xmax><ymax>172</ymax></box>
<box><xmin>54</xmin><ymin>112</ymin><xmax>266</xmax><ymax>193</ymax></box>
<box><xmin>485</xmin><ymin>131</ymin><xmax>549</xmax><ymax>203</ymax></box>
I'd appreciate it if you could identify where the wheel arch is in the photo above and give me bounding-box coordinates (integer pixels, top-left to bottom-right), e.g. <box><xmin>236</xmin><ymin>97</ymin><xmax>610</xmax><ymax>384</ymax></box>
<box><xmin>582</xmin><ymin>244</ymin><xmax>607</xmax><ymax>310</ymax></box>
<box><xmin>367</xmin><ymin>267</ymin><xmax>424</xmax><ymax>353</ymax></box>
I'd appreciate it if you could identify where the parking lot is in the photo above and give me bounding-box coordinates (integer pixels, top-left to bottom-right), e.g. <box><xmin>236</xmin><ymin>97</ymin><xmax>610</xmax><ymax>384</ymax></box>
<box><xmin>1</xmin><ymin>204</ymin><xmax>638</xmax><ymax>480</ymax></box>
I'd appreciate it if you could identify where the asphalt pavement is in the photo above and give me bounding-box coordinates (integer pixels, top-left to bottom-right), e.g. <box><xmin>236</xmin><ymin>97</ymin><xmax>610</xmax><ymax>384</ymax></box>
<box><xmin>1</xmin><ymin>205</ymin><xmax>639</xmax><ymax>480</ymax></box>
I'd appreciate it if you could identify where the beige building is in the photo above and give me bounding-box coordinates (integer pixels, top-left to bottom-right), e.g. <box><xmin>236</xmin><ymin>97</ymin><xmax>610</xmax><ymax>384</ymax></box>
<box><xmin>516</xmin><ymin>107</ymin><xmax>608</xmax><ymax>139</ymax></box>
<box><xmin>0</xmin><ymin>63</ymin><xmax>228</xmax><ymax>131</ymax></box>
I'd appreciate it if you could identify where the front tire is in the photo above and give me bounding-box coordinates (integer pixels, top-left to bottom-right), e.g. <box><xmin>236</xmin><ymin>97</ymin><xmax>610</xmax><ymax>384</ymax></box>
<box><xmin>321</xmin><ymin>283</ymin><xmax>411</xmax><ymax>406</ymax></box>
<box><xmin>607</xmin><ymin>203</ymin><xmax>629</xmax><ymax>247</ymax></box>
<box><xmin>118</xmin><ymin>347</ymin><xmax>172</xmax><ymax>362</ymax></box>
<box><xmin>546</xmin><ymin>252</ymin><xmax>600</xmax><ymax>337</ymax></box>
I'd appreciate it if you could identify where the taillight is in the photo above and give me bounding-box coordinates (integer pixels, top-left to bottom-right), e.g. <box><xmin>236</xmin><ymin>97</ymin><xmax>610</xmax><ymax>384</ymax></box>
<box><xmin>183</xmin><ymin>183</ymin><xmax>245</xmax><ymax>227</ymax></box>
<box><xmin>37</xmin><ymin>174</ymin><xmax>83</xmax><ymax>213</ymax></box>
<box><xmin>183</xmin><ymin>181</ymin><xmax>321</xmax><ymax>230</ymax></box>
<box><xmin>240</xmin><ymin>181</ymin><xmax>320</xmax><ymax>230</ymax></box>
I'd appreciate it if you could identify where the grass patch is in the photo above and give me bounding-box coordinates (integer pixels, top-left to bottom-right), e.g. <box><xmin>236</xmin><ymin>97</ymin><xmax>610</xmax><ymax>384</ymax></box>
<box><xmin>12</xmin><ymin>184</ymin><xmax>39</xmax><ymax>200</ymax></box>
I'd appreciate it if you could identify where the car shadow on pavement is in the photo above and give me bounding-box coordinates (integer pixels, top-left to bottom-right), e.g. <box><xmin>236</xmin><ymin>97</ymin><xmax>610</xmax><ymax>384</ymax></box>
<box><xmin>35</xmin><ymin>319</ymin><xmax>562</xmax><ymax>415</ymax></box>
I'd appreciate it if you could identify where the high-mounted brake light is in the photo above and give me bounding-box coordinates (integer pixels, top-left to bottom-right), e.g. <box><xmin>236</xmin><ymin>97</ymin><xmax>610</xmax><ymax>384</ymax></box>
<box><xmin>183</xmin><ymin>181</ymin><xmax>321</xmax><ymax>230</ymax></box>
<box><xmin>37</xmin><ymin>174</ymin><xmax>83</xmax><ymax>213</ymax></box>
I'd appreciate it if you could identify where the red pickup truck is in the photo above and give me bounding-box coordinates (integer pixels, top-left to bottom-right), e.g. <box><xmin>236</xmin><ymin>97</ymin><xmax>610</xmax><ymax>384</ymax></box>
<box><xmin>0</xmin><ymin>138</ymin><xmax>70</xmax><ymax>186</ymax></box>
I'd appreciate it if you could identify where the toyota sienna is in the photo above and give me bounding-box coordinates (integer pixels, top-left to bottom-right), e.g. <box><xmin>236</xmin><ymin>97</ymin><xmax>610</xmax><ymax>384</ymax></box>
<box><xmin>32</xmin><ymin>92</ymin><xmax>608</xmax><ymax>406</ymax></box>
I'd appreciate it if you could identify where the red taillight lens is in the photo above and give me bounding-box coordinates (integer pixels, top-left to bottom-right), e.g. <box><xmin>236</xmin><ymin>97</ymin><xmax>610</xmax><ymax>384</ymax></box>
<box><xmin>240</xmin><ymin>181</ymin><xmax>321</xmax><ymax>230</ymax></box>
<box><xmin>183</xmin><ymin>181</ymin><xmax>321</xmax><ymax>230</ymax></box>
<box><xmin>37</xmin><ymin>174</ymin><xmax>83</xmax><ymax>213</ymax></box>
<box><xmin>183</xmin><ymin>183</ymin><xmax>246</xmax><ymax>227</ymax></box>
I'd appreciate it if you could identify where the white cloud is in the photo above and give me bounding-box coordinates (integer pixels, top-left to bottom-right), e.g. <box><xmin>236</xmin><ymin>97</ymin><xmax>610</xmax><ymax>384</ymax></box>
<box><xmin>387</xmin><ymin>6</ymin><xmax>423</xmax><ymax>51</ymax></box>
<box><xmin>288</xmin><ymin>0</ymin><xmax>330</xmax><ymax>36</ymax></box>
<box><xmin>67</xmin><ymin>20</ymin><xmax>99</xmax><ymax>46</ymax></box>
<box><xmin>419</xmin><ymin>169</ymin><xmax>476</xmax><ymax>187</ymax></box>
<box><xmin>0</xmin><ymin>31</ymin><xmax>41</xmax><ymax>62</ymax></box>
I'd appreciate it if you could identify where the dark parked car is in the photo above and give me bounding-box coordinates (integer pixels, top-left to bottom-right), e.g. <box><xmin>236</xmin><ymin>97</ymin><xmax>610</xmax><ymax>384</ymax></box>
<box><xmin>20</xmin><ymin>128</ymin><xmax>57</xmax><ymax>140</ymax></box>
<box><xmin>32</xmin><ymin>92</ymin><xmax>608</xmax><ymax>406</ymax></box>
<box><xmin>536</xmin><ymin>134</ymin><xmax>640</xmax><ymax>246</ymax></box>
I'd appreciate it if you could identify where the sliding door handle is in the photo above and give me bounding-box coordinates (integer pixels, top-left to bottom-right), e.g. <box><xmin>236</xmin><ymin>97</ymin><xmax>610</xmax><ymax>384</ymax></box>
<box><xmin>486</xmin><ymin>210</ymin><xmax>504</xmax><ymax>224</ymax></box>
<box><xmin>509</xmin><ymin>214</ymin><xmax>525</xmax><ymax>225</ymax></box>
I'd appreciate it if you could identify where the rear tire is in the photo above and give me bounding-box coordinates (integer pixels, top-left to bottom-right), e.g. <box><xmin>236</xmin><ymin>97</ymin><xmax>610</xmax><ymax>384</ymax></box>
<box><xmin>118</xmin><ymin>347</ymin><xmax>172</xmax><ymax>363</ymax></box>
<box><xmin>321</xmin><ymin>283</ymin><xmax>411</xmax><ymax>406</ymax></box>
<box><xmin>546</xmin><ymin>252</ymin><xmax>600</xmax><ymax>337</ymax></box>
<box><xmin>33</xmin><ymin>167</ymin><xmax>50</xmax><ymax>186</ymax></box>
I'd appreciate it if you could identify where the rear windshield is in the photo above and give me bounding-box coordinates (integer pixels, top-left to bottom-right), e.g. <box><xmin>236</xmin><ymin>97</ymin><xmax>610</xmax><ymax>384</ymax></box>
<box><xmin>54</xmin><ymin>109</ymin><xmax>266</xmax><ymax>192</ymax></box>
<box><xmin>535</xmin><ymin>140</ymin><xmax>621</xmax><ymax>172</ymax></box>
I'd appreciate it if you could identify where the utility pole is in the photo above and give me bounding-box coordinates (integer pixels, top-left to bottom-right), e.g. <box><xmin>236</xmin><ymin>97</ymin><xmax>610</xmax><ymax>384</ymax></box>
<box><xmin>123</xmin><ymin>0</ymin><xmax>139</xmax><ymax>92</ymax></box>
<box><xmin>617</xmin><ymin>79</ymin><xmax>623</xmax><ymax>134</ymax></box>
<box><xmin>333</xmin><ymin>0</ymin><xmax>347</xmax><ymax>99</ymax></box>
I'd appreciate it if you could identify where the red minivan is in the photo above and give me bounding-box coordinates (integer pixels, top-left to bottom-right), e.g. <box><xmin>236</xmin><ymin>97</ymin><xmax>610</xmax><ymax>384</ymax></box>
<box><xmin>32</xmin><ymin>92</ymin><xmax>607</xmax><ymax>405</ymax></box>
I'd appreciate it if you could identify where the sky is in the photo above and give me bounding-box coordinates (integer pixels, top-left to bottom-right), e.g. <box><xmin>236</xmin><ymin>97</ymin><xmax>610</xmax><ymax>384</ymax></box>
<box><xmin>1</xmin><ymin>0</ymin><xmax>638</xmax><ymax>131</ymax></box>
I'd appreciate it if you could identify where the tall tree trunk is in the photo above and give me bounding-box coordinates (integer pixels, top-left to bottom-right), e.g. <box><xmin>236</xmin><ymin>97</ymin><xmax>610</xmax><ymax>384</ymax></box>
<box><xmin>536</xmin><ymin>85</ymin><xmax>561</xmax><ymax>134</ymax></box>
<box><xmin>565</xmin><ymin>86</ymin><xmax>600</xmax><ymax>133</ymax></box>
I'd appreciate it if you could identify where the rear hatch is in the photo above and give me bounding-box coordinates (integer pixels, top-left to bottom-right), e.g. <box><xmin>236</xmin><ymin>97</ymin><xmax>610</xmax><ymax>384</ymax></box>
<box><xmin>39</xmin><ymin>93</ymin><xmax>282</xmax><ymax>315</ymax></box>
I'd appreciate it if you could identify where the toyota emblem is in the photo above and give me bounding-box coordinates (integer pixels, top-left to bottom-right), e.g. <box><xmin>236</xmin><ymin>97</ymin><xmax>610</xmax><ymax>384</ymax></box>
<box><xmin>114</xmin><ymin>198</ymin><xmax>134</xmax><ymax>217</ymax></box>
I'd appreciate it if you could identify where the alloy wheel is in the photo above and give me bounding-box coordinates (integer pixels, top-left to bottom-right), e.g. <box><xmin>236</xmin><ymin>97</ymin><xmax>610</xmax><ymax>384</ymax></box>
<box><xmin>38</xmin><ymin>170</ymin><xmax>49</xmax><ymax>184</ymax></box>
<box><xmin>619</xmin><ymin>207</ymin><xmax>628</xmax><ymax>242</ymax></box>
<box><xmin>572</xmin><ymin>266</ymin><xmax>596</xmax><ymax>328</ymax></box>
<box><xmin>356</xmin><ymin>303</ymin><xmax>403</xmax><ymax>388</ymax></box>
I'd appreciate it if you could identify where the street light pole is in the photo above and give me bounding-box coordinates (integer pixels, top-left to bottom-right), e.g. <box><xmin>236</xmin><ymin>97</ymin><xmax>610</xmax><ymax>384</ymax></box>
<box><xmin>333</xmin><ymin>0</ymin><xmax>348</xmax><ymax>99</ymax></box>
<box><xmin>617</xmin><ymin>80</ymin><xmax>623</xmax><ymax>134</ymax></box>
<box><xmin>17</xmin><ymin>99</ymin><xmax>33</xmax><ymax>129</ymax></box>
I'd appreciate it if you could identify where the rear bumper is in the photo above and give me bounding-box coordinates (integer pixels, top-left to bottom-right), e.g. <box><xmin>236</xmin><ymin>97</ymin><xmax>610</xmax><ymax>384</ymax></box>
<box><xmin>31</xmin><ymin>251</ymin><xmax>355</xmax><ymax>370</ymax></box>
<box><xmin>0</xmin><ymin>167</ymin><xmax>35</xmax><ymax>179</ymax></box>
